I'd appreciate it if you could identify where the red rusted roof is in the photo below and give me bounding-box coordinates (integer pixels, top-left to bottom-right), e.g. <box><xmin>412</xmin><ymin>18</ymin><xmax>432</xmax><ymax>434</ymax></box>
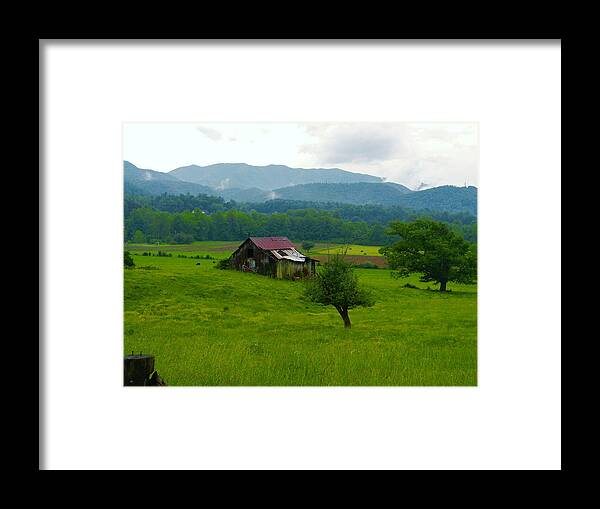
<box><xmin>249</xmin><ymin>236</ymin><xmax>296</xmax><ymax>250</ymax></box>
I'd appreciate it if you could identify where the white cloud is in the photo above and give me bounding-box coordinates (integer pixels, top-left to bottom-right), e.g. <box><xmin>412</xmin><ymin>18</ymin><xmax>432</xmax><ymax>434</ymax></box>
<box><xmin>215</xmin><ymin>178</ymin><xmax>231</xmax><ymax>190</ymax></box>
<box><xmin>300</xmin><ymin>123</ymin><xmax>408</xmax><ymax>164</ymax></box>
<box><xmin>124</xmin><ymin>122</ymin><xmax>478</xmax><ymax>188</ymax></box>
<box><xmin>298</xmin><ymin>122</ymin><xmax>478</xmax><ymax>188</ymax></box>
<box><xmin>196</xmin><ymin>126</ymin><xmax>222</xmax><ymax>141</ymax></box>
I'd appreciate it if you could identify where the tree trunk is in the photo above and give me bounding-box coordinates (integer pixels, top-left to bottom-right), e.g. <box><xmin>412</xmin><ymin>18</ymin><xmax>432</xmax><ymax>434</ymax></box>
<box><xmin>336</xmin><ymin>307</ymin><xmax>351</xmax><ymax>328</ymax></box>
<box><xmin>439</xmin><ymin>280</ymin><xmax>447</xmax><ymax>292</ymax></box>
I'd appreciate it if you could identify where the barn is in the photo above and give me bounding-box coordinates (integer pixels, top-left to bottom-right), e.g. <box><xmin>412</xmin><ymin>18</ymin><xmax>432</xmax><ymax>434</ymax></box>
<box><xmin>231</xmin><ymin>236</ymin><xmax>318</xmax><ymax>279</ymax></box>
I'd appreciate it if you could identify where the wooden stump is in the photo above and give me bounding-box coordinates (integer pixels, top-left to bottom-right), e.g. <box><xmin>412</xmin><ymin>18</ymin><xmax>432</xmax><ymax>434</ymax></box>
<box><xmin>124</xmin><ymin>354</ymin><xmax>155</xmax><ymax>386</ymax></box>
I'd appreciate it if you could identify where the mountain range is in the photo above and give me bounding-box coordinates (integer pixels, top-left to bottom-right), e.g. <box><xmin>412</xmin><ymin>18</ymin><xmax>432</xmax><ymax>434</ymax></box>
<box><xmin>169</xmin><ymin>162</ymin><xmax>384</xmax><ymax>190</ymax></box>
<box><xmin>124</xmin><ymin>161</ymin><xmax>214</xmax><ymax>196</ymax></box>
<box><xmin>124</xmin><ymin>161</ymin><xmax>477</xmax><ymax>215</ymax></box>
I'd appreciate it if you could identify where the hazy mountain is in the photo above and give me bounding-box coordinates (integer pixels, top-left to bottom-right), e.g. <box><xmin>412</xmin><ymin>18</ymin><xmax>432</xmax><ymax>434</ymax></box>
<box><xmin>394</xmin><ymin>185</ymin><xmax>477</xmax><ymax>215</ymax></box>
<box><xmin>124</xmin><ymin>160</ymin><xmax>476</xmax><ymax>215</ymax></box>
<box><xmin>124</xmin><ymin>161</ymin><xmax>214</xmax><ymax>196</ymax></box>
<box><xmin>217</xmin><ymin>187</ymin><xmax>272</xmax><ymax>203</ymax></box>
<box><xmin>169</xmin><ymin>163</ymin><xmax>384</xmax><ymax>190</ymax></box>
<box><xmin>252</xmin><ymin>182</ymin><xmax>477</xmax><ymax>214</ymax></box>
<box><xmin>267</xmin><ymin>182</ymin><xmax>413</xmax><ymax>206</ymax></box>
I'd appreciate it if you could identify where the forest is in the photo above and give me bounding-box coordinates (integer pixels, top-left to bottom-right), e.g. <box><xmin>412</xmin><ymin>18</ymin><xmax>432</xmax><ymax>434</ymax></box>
<box><xmin>124</xmin><ymin>193</ymin><xmax>477</xmax><ymax>245</ymax></box>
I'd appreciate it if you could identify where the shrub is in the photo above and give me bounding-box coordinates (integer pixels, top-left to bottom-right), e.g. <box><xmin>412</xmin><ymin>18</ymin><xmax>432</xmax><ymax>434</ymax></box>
<box><xmin>124</xmin><ymin>250</ymin><xmax>135</xmax><ymax>268</ymax></box>
<box><xmin>301</xmin><ymin>241</ymin><xmax>315</xmax><ymax>252</ymax></box>
<box><xmin>174</xmin><ymin>232</ymin><xmax>194</xmax><ymax>244</ymax></box>
<box><xmin>354</xmin><ymin>262</ymin><xmax>379</xmax><ymax>269</ymax></box>
<box><xmin>215</xmin><ymin>257</ymin><xmax>232</xmax><ymax>270</ymax></box>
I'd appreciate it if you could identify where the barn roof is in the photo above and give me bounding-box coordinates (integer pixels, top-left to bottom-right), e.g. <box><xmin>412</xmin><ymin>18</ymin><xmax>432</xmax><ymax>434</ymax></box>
<box><xmin>270</xmin><ymin>247</ymin><xmax>307</xmax><ymax>263</ymax></box>
<box><xmin>249</xmin><ymin>236</ymin><xmax>296</xmax><ymax>250</ymax></box>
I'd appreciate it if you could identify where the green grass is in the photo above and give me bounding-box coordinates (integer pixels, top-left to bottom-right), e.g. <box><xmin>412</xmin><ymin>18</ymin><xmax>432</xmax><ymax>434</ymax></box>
<box><xmin>124</xmin><ymin>243</ymin><xmax>477</xmax><ymax>386</ymax></box>
<box><xmin>127</xmin><ymin>240</ymin><xmax>237</xmax><ymax>259</ymax></box>
<box><xmin>309</xmin><ymin>243</ymin><xmax>385</xmax><ymax>257</ymax></box>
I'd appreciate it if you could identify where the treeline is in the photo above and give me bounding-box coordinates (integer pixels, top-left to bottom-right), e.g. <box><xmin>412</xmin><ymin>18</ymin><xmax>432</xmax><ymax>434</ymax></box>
<box><xmin>239</xmin><ymin>200</ymin><xmax>476</xmax><ymax>226</ymax></box>
<box><xmin>124</xmin><ymin>194</ymin><xmax>477</xmax><ymax>245</ymax></box>
<box><xmin>124</xmin><ymin>193</ymin><xmax>234</xmax><ymax>216</ymax></box>
<box><xmin>125</xmin><ymin>207</ymin><xmax>392</xmax><ymax>245</ymax></box>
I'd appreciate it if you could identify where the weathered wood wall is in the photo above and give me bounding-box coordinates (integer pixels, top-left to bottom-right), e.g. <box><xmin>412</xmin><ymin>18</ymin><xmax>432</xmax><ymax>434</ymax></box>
<box><xmin>276</xmin><ymin>259</ymin><xmax>313</xmax><ymax>279</ymax></box>
<box><xmin>231</xmin><ymin>239</ymin><xmax>276</xmax><ymax>277</ymax></box>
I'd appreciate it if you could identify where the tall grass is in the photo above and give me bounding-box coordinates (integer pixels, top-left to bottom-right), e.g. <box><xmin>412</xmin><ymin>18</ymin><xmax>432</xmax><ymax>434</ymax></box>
<box><xmin>124</xmin><ymin>242</ymin><xmax>477</xmax><ymax>386</ymax></box>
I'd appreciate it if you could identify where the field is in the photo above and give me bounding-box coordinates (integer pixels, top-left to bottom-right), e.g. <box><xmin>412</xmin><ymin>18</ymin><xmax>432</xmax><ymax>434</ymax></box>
<box><xmin>309</xmin><ymin>243</ymin><xmax>385</xmax><ymax>257</ymax></box>
<box><xmin>124</xmin><ymin>241</ymin><xmax>477</xmax><ymax>386</ymax></box>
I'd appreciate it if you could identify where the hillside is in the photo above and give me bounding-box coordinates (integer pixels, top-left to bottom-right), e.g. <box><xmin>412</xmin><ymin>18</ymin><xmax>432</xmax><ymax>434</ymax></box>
<box><xmin>217</xmin><ymin>187</ymin><xmax>272</xmax><ymax>203</ymax></box>
<box><xmin>124</xmin><ymin>161</ymin><xmax>477</xmax><ymax>215</ymax></box>
<box><xmin>169</xmin><ymin>163</ymin><xmax>384</xmax><ymax>190</ymax></box>
<box><xmin>263</xmin><ymin>183</ymin><xmax>477</xmax><ymax>214</ymax></box>
<box><xmin>395</xmin><ymin>185</ymin><xmax>478</xmax><ymax>215</ymax></box>
<box><xmin>124</xmin><ymin>161</ymin><xmax>215</xmax><ymax>196</ymax></box>
<box><xmin>270</xmin><ymin>182</ymin><xmax>414</xmax><ymax>206</ymax></box>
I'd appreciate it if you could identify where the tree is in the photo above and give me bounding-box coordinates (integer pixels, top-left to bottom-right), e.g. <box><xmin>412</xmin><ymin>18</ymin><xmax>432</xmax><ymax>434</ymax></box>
<box><xmin>380</xmin><ymin>219</ymin><xmax>476</xmax><ymax>292</ymax></box>
<box><xmin>303</xmin><ymin>255</ymin><xmax>374</xmax><ymax>328</ymax></box>
<box><xmin>124</xmin><ymin>250</ymin><xmax>135</xmax><ymax>268</ymax></box>
<box><xmin>301</xmin><ymin>241</ymin><xmax>315</xmax><ymax>253</ymax></box>
<box><xmin>132</xmin><ymin>229</ymin><xmax>146</xmax><ymax>243</ymax></box>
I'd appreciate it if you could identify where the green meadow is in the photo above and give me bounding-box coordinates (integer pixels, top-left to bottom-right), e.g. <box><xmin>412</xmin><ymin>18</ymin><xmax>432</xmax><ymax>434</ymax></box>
<box><xmin>124</xmin><ymin>241</ymin><xmax>477</xmax><ymax>386</ymax></box>
<box><xmin>309</xmin><ymin>243</ymin><xmax>385</xmax><ymax>257</ymax></box>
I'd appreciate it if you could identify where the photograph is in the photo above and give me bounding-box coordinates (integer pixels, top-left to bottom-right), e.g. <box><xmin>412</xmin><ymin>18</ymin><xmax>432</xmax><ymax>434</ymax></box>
<box><xmin>123</xmin><ymin>122</ymin><xmax>478</xmax><ymax>386</ymax></box>
<box><xmin>41</xmin><ymin>39</ymin><xmax>560</xmax><ymax>470</ymax></box>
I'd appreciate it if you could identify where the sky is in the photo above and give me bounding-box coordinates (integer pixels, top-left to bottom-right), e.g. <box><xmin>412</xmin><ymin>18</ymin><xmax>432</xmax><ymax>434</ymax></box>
<box><xmin>123</xmin><ymin>122</ymin><xmax>479</xmax><ymax>190</ymax></box>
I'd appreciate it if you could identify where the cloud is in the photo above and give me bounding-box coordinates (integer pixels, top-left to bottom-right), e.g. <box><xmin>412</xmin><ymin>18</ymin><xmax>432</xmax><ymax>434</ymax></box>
<box><xmin>215</xmin><ymin>178</ymin><xmax>231</xmax><ymax>190</ymax></box>
<box><xmin>297</xmin><ymin>122</ymin><xmax>478</xmax><ymax>188</ymax></box>
<box><xmin>196</xmin><ymin>126</ymin><xmax>222</xmax><ymax>141</ymax></box>
<box><xmin>300</xmin><ymin>123</ymin><xmax>408</xmax><ymax>164</ymax></box>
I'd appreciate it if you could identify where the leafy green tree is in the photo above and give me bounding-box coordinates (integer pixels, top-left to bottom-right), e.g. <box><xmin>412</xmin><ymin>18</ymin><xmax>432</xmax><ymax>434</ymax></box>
<box><xmin>303</xmin><ymin>255</ymin><xmax>374</xmax><ymax>328</ymax></box>
<box><xmin>380</xmin><ymin>219</ymin><xmax>476</xmax><ymax>292</ymax></box>
<box><xmin>124</xmin><ymin>250</ymin><xmax>135</xmax><ymax>268</ymax></box>
<box><xmin>301</xmin><ymin>241</ymin><xmax>315</xmax><ymax>253</ymax></box>
<box><xmin>132</xmin><ymin>229</ymin><xmax>146</xmax><ymax>243</ymax></box>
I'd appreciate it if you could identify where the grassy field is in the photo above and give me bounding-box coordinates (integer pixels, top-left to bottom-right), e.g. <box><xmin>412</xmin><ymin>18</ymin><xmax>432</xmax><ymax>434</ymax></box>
<box><xmin>124</xmin><ymin>241</ymin><xmax>477</xmax><ymax>386</ymax></box>
<box><xmin>309</xmin><ymin>243</ymin><xmax>385</xmax><ymax>257</ymax></box>
<box><xmin>126</xmin><ymin>241</ymin><xmax>238</xmax><ymax>257</ymax></box>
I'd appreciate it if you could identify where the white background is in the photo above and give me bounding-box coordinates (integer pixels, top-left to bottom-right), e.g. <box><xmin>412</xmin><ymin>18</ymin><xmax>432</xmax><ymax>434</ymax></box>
<box><xmin>41</xmin><ymin>41</ymin><xmax>561</xmax><ymax>470</ymax></box>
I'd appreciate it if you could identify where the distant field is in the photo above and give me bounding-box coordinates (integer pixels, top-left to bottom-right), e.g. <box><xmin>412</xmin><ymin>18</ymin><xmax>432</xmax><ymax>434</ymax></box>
<box><xmin>124</xmin><ymin>241</ymin><xmax>477</xmax><ymax>386</ymax></box>
<box><xmin>311</xmin><ymin>254</ymin><xmax>388</xmax><ymax>268</ymax></box>
<box><xmin>127</xmin><ymin>240</ymin><xmax>389</xmax><ymax>263</ymax></box>
<box><xmin>309</xmin><ymin>243</ymin><xmax>385</xmax><ymax>257</ymax></box>
<box><xmin>127</xmin><ymin>241</ymin><xmax>240</xmax><ymax>258</ymax></box>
